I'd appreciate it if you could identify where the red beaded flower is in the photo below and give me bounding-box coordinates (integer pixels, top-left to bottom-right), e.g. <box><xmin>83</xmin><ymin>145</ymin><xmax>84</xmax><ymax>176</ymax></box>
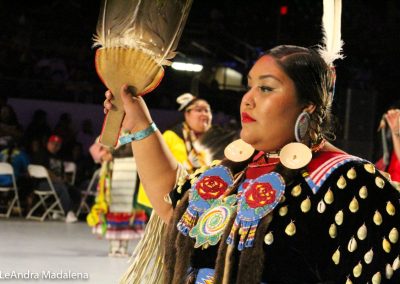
<box><xmin>196</xmin><ymin>176</ymin><xmax>228</xmax><ymax>200</ymax></box>
<box><xmin>245</xmin><ymin>182</ymin><xmax>276</xmax><ymax>208</ymax></box>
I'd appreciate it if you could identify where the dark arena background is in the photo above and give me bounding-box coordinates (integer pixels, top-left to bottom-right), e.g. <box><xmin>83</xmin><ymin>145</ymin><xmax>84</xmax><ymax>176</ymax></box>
<box><xmin>1</xmin><ymin>0</ymin><xmax>399</xmax><ymax>160</ymax></box>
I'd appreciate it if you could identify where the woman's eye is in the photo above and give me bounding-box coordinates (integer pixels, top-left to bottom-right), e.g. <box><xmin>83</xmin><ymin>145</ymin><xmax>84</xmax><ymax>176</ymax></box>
<box><xmin>259</xmin><ymin>86</ymin><xmax>273</xmax><ymax>93</ymax></box>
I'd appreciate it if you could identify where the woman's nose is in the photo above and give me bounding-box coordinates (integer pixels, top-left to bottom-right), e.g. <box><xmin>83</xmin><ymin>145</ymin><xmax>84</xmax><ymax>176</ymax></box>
<box><xmin>242</xmin><ymin>89</ymin><xmax>254</xmax><ymax>107</ymax></box>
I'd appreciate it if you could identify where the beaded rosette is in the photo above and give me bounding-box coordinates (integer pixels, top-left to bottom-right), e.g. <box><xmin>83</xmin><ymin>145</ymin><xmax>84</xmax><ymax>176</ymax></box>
<box><xmin>227</xmin><ymin>172</ymin><xmax>285</xmax><ymax>250</ymax></box>
<box><xmin>177</xmin><ymin>166</ymin><xmax>234</xmax><ymax>236</ymax></box>
<box><xmin>189</xmin><ymin>195</ymin><xmax>237</xmax><ymax>248</ymax></box>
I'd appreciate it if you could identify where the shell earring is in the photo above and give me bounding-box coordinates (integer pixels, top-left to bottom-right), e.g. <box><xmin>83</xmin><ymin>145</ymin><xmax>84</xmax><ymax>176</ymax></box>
<box><xmin>294</xmin><ymin>111</ymin><xmax>311</xmax><ymax>143</ymax></box>
<box><xmin>224</xmin><ymin>139</ymin><xmax>255</xmax><ymax>162</ymax></box>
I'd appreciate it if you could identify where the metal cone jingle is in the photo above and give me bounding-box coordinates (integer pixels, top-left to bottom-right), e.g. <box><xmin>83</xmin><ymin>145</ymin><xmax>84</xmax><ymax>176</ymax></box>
<box><xmin>224</xmin><ymin>139</ymin><xmax>255</xmax><ymax>162</ymax></box>
<box><xmin>279</xmin><ymin>142</ymin><xmax>312</xmax><ymax>169</ymax></box>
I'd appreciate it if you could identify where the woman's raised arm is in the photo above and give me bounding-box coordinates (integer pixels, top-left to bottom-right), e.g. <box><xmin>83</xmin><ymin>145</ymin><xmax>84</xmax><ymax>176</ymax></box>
<box><xmin>104</xmin><ymin>85</ymin><xmax>178</xmax><ymax>223</ymax></box>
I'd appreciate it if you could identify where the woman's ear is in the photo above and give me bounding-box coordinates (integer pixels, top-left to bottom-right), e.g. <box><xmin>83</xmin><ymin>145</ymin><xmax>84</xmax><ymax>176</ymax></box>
<box><xmin>303</xmin><ymin>104</ymin><xmax>316</xmax><ymax>114</ymax></box>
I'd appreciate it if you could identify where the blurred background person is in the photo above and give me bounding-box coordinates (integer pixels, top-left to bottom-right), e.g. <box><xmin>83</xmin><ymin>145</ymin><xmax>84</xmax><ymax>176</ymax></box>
<box><xmin>0</xmin><ymin>137</ymin><xmax>30</xmax><ymax>215</ymax></box>
<box><xmin>30</xmin><ymin>134</ymin><xmax>79</xmax><ymax>223</ymax></box>
<box><xmin>136</xmin><ymin>93</ymin><xmax>213</xmax><ymax>210</ymax></box>
<box><xmin>0</xmin><ymin>104</ymin><xmax>23</xmax><ymax>151</ymax></box>
<box><xmin>87</xmin><ymin>137</ymin><xmax>146</xmax><ymax>257</ymax></box>
<box><xmin>375</xmin><ymin>100</ymin><xmax>400</xmax><ymax>184</ymax></box>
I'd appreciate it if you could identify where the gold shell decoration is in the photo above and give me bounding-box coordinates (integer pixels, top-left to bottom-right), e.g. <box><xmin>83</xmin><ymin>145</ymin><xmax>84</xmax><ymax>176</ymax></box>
<box><xmin>386</xmin><ymin>264</ymin><xmax>394</xmax><ymax>279</ymax></box>
<box><xmin>372</xmin><ymin>271</ymin><xmax>382</xmax><ymax>284</ymax></box>
<box><xmin>332</xmin><ymin>247</ymin><xmax>340</xmax><ymax>265</ymax></box>
<box><xmin>264</xmin><ymin>232</ymin><xmax>274</xmax><ymax>245</ymax></box>
<box><xmin>375</xmin><ymin>176</ymin><xmax>385</xmax><ymax>189</ymax></box>
<box><xmin>386</xmin><ymin>201</ymin><xmax>396</xmax><ymax>216</ymax></box>
<box><xmin>337</xmin><ymin>175</ymin><xmax>347</xmax><ymax>189</ymax></box>
<box><xmin>383</xmin><ymin>237</ymin><xmax>391</xmax><ymax>253</ymax></box>
<box><xmin>349</xmin><ymin>197</ymin><xmax>359</xmax><ymax>213</ymax></box>
<box><xmin>353</xmin><ymin>262</ymin><xmax>362</xmax><ymax>278</ymax></box>
<box><xmin>364</xmin><ymin>163</ymin><xmax>376</xmax><ymax>174</ymax></box>
<box><xmin>329</xmin><ymin>223</ymin><xmax>337</xmax><ymax>239</ymax></box>
<box><xmin>285</xmin><ymin>221</ymin><xmax>296</xmax><ymax>236</ymax></box>
<box><xmin>291</xmin><ymin>184</ymin><xmax>302</xmax><ymax>197</ymax></box>
<box><xmin>279</xmin><ymin>195</ymin><xmax>286</xmax><ymax>203</ymax></box>
<box><xmin>345</xmin><ymin>277</ymin><xmax>353</xmax><ymax>284</ymax></box>
<box><xmin>279</xmin><ymin>206</ymin><xmax>288</xmax><ymax>216</ymax></box>
<box><xmin>317</xmin><ymin>200</ymin><xmax>326</xmax><ymax>213</ymax></box>
<box><xmin>389</xmin><ymin>228</ymin><xmax>399</xmax><ymax>244</ymax></box>
<box><xmin>357</xmin><ymin>223</ymin><xmax>367</xmax><ymax>240</ymax></box>
<box><xmin>347</xmin><ymin>167</ymin><xmax>357</xmax><ymax>180</ymax></box>
<box><xmin>300</xmin><ymin>197</ymin><xmax>311</xmax><ymax>213</ymax></box>
<box><xmin>364</xmin><ymin>248</ymin><xmax>374</xmax><ymax>264</ymax></box>
<box><xmin>335</xmin><ymin>210</ymin><xmax>344</xmax><ymax>226</ymax></box>
<box><xmin>359</xmin><ymin>186</ymin><xmax>368</xmax><ymax>199</ymax></box>
<box><xmin>348</xmin><ymin>236</ymin><xmax>357</xmax><ymax>252</ymax></box>
<box><xmin>324</xmin><ymin>188</ymin><xmax>334</xmax><ymax>204</ymax></box>
<box><xmin>373</xmin><ymin>210</ymin><xmax>383</xmax><ymax>226</ymax></box>
<box><xmin>393</xmin><ymin>256</ymin><xmax>400</xmax><ymax>271</ymax></box>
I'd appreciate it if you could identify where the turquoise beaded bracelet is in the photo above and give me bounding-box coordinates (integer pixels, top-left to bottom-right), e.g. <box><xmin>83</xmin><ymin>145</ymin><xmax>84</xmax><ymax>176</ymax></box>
<box><xmin>119</xmin><ymin>122</ymin><xmax>158</xmax><ymax>145</ymax></box>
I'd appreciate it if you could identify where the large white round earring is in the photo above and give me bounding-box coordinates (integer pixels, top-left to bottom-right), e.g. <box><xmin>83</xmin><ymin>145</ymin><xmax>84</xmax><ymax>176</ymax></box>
<box><xmin>279</xmin><ymin>142</ymin><xmax>312</xmax><ymax>169</ymax></box>
<box><xmin>294</xmin><ymin>111</ymin><xmax>311</xmax><ymax>142</ymax></box>
<box><xmin>224</xmin><ymin>139</ymin><xmax>255</xmax><ymax>162</ymax></box>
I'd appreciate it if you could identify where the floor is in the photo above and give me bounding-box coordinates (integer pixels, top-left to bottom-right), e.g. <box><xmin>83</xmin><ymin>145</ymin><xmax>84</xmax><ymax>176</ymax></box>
<box><xmin>0</xmin><ymin>218</ymin><xmax>140</xmax><ymax>284</ymax></box>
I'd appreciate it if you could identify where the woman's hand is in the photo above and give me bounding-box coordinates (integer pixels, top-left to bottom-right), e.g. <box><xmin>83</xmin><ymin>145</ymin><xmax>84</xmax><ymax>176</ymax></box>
<box><xmin>385</xmin><ymin>109</ymin><xmax>400</xmax><ymax>136</ymax></box>
<box><xmin>103</xmin><ymin>84</ymin><xmax>153</xmax><ymax>133</ymax></box>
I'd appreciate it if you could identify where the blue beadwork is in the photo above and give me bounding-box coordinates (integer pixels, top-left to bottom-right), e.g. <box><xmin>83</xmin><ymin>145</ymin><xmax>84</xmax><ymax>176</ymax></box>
<box><xmin>119</xmin><ymin>122</ymin><xmax>158</xmax><ymax>145</ymax></box>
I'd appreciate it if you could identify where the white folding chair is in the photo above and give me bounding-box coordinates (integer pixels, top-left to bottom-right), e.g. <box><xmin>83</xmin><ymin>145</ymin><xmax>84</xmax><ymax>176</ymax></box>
<box><xmin>0</xmin><ymin>162</ymin><xmax>22</xmax><ymax>218</ymax></box>
<box><xmin>76</xmin><ymin>168</ymin><xmax>100</xmax><ymax>216</ymax></box>
<box><xmin>63</xmin><ymin>161</ymin><xmax>76</xmax><ymax>186</ymax></box>
<box><xmin>26</xmin><ymin>164</ymin><xmax>65</xmax><ymax>221</ymax></box>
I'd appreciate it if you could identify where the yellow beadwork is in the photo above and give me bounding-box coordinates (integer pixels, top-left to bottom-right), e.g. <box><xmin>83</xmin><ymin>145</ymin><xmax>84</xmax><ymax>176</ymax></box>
<box><xmin>357</xmin><ymin>223</ymin><xmax>367</xmax><ymax>240</ymax></box>
<box><xmin>353</xmin><ymin>262</ymin><xmax>362</xmax><ymax>278</ymax></box>
<box><xmin>285</xmin><ymin>221</ymin><xmax>296</xmax><ymax>236</ymax></box>
<box><xmin>264</xmin><ymin>232</ymin><xmax>274</xmax><ymax>245</ymax></box>
<box><xmin>359</xmin><ymin>186</ymin><xmax>368</xmax><ymax>199</ymax></box>
<box><xmin>279</xmin><ymin>206</ymin><xmax>288</xmax><ymax>216</ymax></box>
<box><xmin>291</xmin><ymin>184</ymin><xmax>302</xmax><ymax>197</ymax></box>
<box><xmin>383</xmin><ymin>237</ymin><xmax>391</xmax><ymax>253</ymax></box>
<box><xmin>349</xmin><ymin>197</ymin><xmax>359</xmax><ymax>213</ymax></box>
<box><xmin>386</xmin><ymin>264</ymin><xmax>394</xmax><ymax>280</ymax></box>
<box><xmin>347</xmin><ymin>167</ymin><xmax>357</xmax><ymax>180</ymax></box>
<box><xmin>337</xmin><ymin>175</ymin><xmax>347</xmax><ymax>189</ymax></box>
<box><xmin>389</xmin><ymin>228</ymin><xmax>399</xmax><ymax>244</ymax></box>
<box><xmin>335</xmin><ymin>210</ymin><xmax>344</xmax><ymax>225</ymax></box>
<box><xmin>364</xmin><ymin>249</ymin><xmax>374</xmax><ymax>264</ymax></box>
<box><xmin>386</xmin><ymin>201</ymin><xmax>396</xmax><ymax>216</ymax></box>
<box><xmin>332</xmin><ymin>247</ymin><xmax>340</xmax><ymax>265</ymax></box>
<box><xmin>300</xmin><ymin>197</ymin><xmax>311</xmax><ymax>213</ymax></box>
<box><xmin>324</xmin><ymin>188</ymin><xmax>334</xmax><ymax>204</ymax></box>
<box><xmin>329</xmin><ymin>223</ymin><xmax>337</xmax><ymax>238</ymax></box>
<box><xmin>364</xmin><ymin>163</ymin><xmax>376</xmax><ymax>174</ymax></box>
<box><xmin>375</xmin><ymin>176</ymin><xmax>385</xmax><ymax>189</ymax></box>
<box><xmin>371</xmin><ymin>271</ymin><xmax>381</xmax><ymax>284</ymax></box>
<box><xmin>393</xmin><ymin>256</ymin><xmax>400</xmax><ymax>271</ymax></box>
<box><xmin>373</xmin><ymin>210</ymin><xmax>383</xmax><ymax>226</ymax></box>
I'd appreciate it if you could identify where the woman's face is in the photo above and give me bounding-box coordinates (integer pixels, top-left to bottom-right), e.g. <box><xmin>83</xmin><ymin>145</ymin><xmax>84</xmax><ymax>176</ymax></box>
<box><xmin>184</xmin><ymin>100</ymin><xmax>212</xmax><ymax>134</ymax></box>
<box><xmin>240</xmin><ymin>55</ymin><xmax>303</xmax><ymax>152</ymax></box>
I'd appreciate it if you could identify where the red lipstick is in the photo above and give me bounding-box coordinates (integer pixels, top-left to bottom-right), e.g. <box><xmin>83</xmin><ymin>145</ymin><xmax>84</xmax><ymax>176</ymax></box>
<box><xmin>241</xmin><ymin>112</ymin><xmax>256</xmax><ymax>123</ymax></box>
